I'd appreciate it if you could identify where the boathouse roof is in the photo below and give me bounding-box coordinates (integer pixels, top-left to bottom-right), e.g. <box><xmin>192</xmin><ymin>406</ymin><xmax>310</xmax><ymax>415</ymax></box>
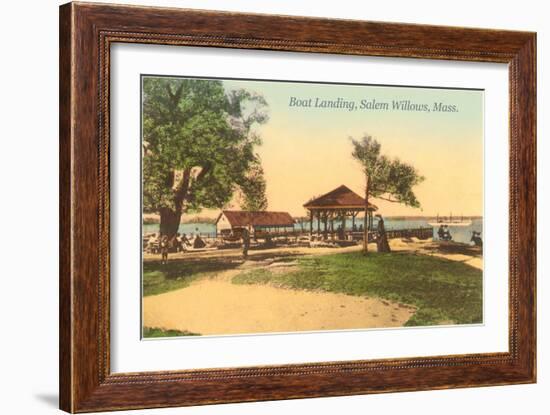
<box><xmin>217</xmin><ymin>210</ymin><xmax>295</xmax><ymax>228</ymax></box>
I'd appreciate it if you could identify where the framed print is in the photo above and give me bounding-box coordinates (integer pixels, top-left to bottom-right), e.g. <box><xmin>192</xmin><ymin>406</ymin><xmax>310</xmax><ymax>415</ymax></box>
<box><xmin>59</xmin><ymin>2</ymin><xmax>536</xmax><ymax>412</ymax></box>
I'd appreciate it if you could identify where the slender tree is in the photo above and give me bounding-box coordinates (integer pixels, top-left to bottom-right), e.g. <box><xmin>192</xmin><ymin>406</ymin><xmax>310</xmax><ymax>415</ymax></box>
<box><xmin>238</xmin><ymin>163</ymin><xmax>268</xmax><ymax>211</ymax></box>
<box><xmin>142</xmin><ymin>77</ymin><xmax>269</xmax><ymax>238</ymax></box>
<box><xmin>350</xmin><ymin>134</ymin><xmax>425</xmax><ymax>254</ymax></box>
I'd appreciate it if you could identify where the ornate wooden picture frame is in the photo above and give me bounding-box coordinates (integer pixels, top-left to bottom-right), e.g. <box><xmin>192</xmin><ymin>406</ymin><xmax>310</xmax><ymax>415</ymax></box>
<box><xmin>59</xmin><ymin>2</ymin><xmax>536</xmax><ymax>412</ymax></box>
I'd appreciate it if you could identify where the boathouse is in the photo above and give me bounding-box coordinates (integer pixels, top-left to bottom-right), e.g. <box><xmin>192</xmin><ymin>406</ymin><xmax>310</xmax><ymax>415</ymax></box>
<box><xmin>216</xmin><ymin>210</ymin><xmax>295</xmax><ymax>237</ymax></box>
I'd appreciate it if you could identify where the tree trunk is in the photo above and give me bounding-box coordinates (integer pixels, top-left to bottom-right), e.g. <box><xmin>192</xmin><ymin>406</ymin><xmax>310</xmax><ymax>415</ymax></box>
<box><xmin>159</xmin><ymin>206</ymin><xmax>182</xmax><ymax>239</ymax></box>
<box><xmin>158</xmin><ymin>168</ymin><xmax>190</xmax><ymax>240</ymax></box>
<box><xmin>363</xmin><ymin>174</ymin><xmax>370</xmax><ymax>255</ymax></box>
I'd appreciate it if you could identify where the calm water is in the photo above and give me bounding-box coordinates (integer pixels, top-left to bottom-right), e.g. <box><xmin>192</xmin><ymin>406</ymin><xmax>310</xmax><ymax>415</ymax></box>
<box><xmin>143</xmin><ymin>218</ymin><xmax>483</xmax><ymax>245</ymax></box>
<box><xmin>143</xmin><ymin>222</ymin><xmax>217</xmax><ymax>236</ymax></box>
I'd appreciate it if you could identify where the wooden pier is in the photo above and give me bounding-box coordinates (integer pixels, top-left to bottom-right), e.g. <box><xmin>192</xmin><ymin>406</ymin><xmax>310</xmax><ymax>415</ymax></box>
<box><xmin>144</xmin><ymin>226</ymin><xmax>434</xmax><ymax>253</ymax></box>
<box><xmin>220</xmin><ymin>226</ymin><xmax>433</xmax><ymax>244</ymax></box>
<box><xmin>385</xmin><ymin>227</ymin><xmax>433</xmax><ymax>240</ymax></box>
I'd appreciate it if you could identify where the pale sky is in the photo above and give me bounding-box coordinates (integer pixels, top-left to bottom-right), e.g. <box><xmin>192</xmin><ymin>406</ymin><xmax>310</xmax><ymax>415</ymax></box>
<box><xmin>199</xmin><ymin>77</ymin><xmax>483</xmax><ymax>218</ymax></box>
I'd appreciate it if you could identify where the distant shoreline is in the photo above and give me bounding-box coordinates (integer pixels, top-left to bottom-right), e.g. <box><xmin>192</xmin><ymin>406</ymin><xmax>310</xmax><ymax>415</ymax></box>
<box><xmin>143</xmin><ymin>214</ymin><xmax>216</xmax><ymax>225</ymax></box>
<box><xmin>383</xmin><ymin>215</ymin><xmax>482</xmax><ymax>220</ymax></box>
<box><xmin>143</xmin><ymin>213</ymin><xmax>482</xmax><ymax>225</ymax></box>
<box><xmin>290</xmin><ymin>215</ymin><xmax>482</xmax><ymax>222</ymax></box>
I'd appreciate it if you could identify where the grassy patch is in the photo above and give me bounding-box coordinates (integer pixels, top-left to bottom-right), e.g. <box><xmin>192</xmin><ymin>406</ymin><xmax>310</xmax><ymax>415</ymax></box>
<box><xmin>232</xmin><ymin>252</ymin><xmax>482</xmax><ymax>326</ymax></box>
<box><xmin>143</xmin><ymin>327</ymin><xmax>200</xmax><ymax>338</ymax></box>
<box><xmin>143</xmin><ymin>258</ymin><xmax>240</xmax><ymax>296</ymax></box>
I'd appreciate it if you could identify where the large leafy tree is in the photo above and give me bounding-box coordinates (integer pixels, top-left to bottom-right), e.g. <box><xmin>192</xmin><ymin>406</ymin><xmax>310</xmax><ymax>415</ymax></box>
<box><xmin>142</xmin><ymin>77</ymin><xmax>269</xmax><ymax>238</ymax></box>
<box><xmin>350</xmin><ymin>134</ymin><xmax>425</xmax><ymax>253</ymax></box>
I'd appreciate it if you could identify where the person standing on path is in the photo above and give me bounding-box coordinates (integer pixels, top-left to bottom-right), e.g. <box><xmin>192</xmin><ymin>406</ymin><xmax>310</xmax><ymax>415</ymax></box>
<box><xmin>160</xmin><ymin>235</ymin><xmax>169</xmax><ymax>264</ymax></box>
<box><xmin>376</xmin><ymin>214</ymin><xmax>391</xmax><ymax>253</ymax></box>
<box><xmin>242</xmin><ymin>228</ymin><xmax>250</xmax><ymax>259</ymax></box>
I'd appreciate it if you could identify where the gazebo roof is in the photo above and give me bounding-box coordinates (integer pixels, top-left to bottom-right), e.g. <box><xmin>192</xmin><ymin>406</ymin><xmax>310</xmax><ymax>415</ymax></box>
<box><xmin>303</xmin><ymin>185</ymin><xmax>377</xmax><ymax>211</ymax></box>
<box><xmin>217</xmin><ymin>210</ymin><xmax>295</xmax><ymax>228</ymax></box>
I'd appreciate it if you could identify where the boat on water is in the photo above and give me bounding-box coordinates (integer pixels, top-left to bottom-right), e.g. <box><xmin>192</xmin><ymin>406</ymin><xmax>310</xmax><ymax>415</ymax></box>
<box><xmin>428</xmin><ymin>213</ymin><xmax>472</xmax><ymax>227</ymax></box>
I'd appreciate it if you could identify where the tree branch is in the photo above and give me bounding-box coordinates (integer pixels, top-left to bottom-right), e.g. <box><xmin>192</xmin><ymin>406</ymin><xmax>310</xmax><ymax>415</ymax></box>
<box><xmin>374</xmin><ymin>194</ymin><xmax>401</xmax><ymax>203</ymax></box>
<box><xmin>174</xmin><ymin>168</ymin><xmax>191</xmax><ymax>204</ymax></box>
<box><xmin>371</xmin><ymin>186</ymin><xmax>390</xmax><ymax>195</ymax></box>
<box><xmin>195</xmin><ymin>165</ymin><xmax>211</xmax><ymax>183</ymax></box>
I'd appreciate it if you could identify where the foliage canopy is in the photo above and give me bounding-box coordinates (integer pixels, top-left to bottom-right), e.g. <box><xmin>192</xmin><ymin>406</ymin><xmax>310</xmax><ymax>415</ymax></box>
<box><xmin>350</xmin><ymin>134</ymin><xmax>425</xmax><ymax>208</ymax></box>
<box><xmin>142</xmin><ymin>77</ymin><xmax>269</xmax><ymax>235</ymax></box>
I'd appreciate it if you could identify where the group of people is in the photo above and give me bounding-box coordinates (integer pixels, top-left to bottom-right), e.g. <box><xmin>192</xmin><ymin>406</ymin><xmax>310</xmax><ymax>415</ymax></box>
<box><xmin>323</xmin><ymin>215</ymin><xmax>391</xmax><ymax>252</ymax></box>
<box><xmin>145</xmin><ymin>231</ymin><xmax>207</xmax><ymax>264</ymax></box>
<box><xmin>437</xmin><ymin>224</ymin><xmax>453</xmax><ymax>241</ymax></box>
<box><xmin>438</xmin><ymin>224</ymin><xmax>484</xmax><ymax>247</ymax></box>
<box><xmin>471</xmin><ymin>230</ymin><xmax>483</xmax><ymax>247</ymax></box>
<box><xmin>334</xmin><ymin>223</ymin><xmax>365</xmax><ymax>239</ymax></box>
<box><xmin>352</xmin><ymin>224</ymin><xmax>365</xmax><ymax>232</ymax></box>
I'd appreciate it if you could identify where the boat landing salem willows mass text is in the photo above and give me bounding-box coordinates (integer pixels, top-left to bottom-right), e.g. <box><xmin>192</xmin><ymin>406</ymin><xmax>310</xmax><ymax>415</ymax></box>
<box><xmin>288</xmin><ymin>96</ymin><xmax>459</xmax><ymax>112</ymax></box>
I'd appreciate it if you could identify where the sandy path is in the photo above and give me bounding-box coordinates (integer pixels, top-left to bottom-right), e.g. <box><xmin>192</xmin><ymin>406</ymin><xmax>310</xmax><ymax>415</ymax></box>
<box><xmin>143</xmin><ymin>237</ymin><xmax>481</xmax><ymax>336</ymax></box>
<box><xmin>143</xmin><ymin>267</ymin><xmax>416</xmax><ymax>336</ymax></box>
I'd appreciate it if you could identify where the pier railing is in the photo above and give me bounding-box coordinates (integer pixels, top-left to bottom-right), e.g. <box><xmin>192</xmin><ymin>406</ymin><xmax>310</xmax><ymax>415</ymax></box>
<box><xmin>385</xmin><ymin>227</ymin><xmax>433</xmax><ymax>240</ymax></box>
<box><xmin>214</xmin><ymin>226</ymin><xmax>434</xmax><ymax>243</ymax></box>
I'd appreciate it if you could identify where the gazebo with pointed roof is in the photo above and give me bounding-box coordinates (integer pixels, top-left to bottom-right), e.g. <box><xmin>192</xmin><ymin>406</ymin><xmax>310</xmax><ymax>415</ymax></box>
<box><xmin>303</xmin><ymin>185</ymin><xmax>377</xmax><ymax>240</ymax></box>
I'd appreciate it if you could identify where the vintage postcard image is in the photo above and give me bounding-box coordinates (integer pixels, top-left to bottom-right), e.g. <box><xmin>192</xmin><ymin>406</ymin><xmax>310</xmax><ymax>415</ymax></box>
<box><xmin>141</xmin><ymin>76</ymin><xmax>483</xmax><ymax>338</ymax></box>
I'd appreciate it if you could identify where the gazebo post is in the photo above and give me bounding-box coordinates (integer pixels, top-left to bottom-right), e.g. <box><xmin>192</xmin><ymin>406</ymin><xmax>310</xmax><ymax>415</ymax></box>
<box><xmin>369</xmin><ymin>211</ymin><xmax>373</xmax><ymax>231</ymax></box>
<box><xmin>341</xmin><ymin>211</ymin><xmax>346</xmax><ymax>240</ymax></box>
<box><xmin>309</xmin><ymin>210</ymin><xmax>313</xmax><ymax>238</ymax></box>
<box><xmin>317</xmin><ymin>212</ymin><xmax>321</xmax><ymax>236</ymax></box>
